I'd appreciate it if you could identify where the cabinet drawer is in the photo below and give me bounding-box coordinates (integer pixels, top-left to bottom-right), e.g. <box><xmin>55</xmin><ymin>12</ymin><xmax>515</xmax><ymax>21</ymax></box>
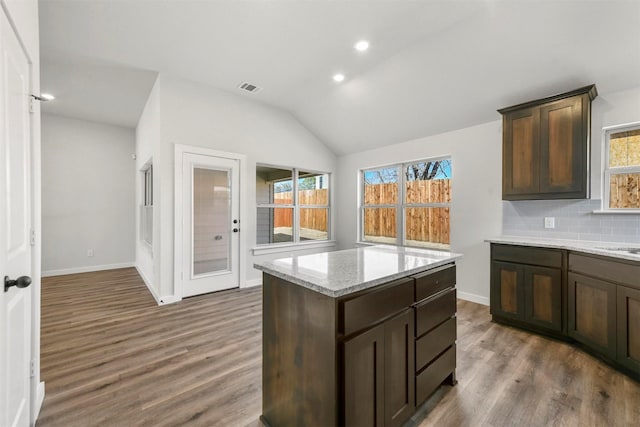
<box><xmin>492</xmin><ymin>244</ymin><xmax>562</xmax><ymax>268</ymax></box>
<box><xmin>415</xmin><ymin>289</ymin><xmax>456</xmax><ymax>337</ymax></box>
<box><xmin>416</xmin><ymin>344</ymin><xmax>456</xmax><ymax>406</ymax></box>
<box><xmin>569</xmin><ymin>253</ymin><xmax>640</xmax><ymax>290</ymax></box>
<box><xmin>339</xmin><ymin>278</ymin><xmax>414</xmax><ymax>336</ymax></box>
<box><xmin>414</xmin><ymin>265</ymin><xmax>456</xmax><ymax>302</ymax></box>
<box><xmin>416</xmin><ymin>317</ymin><xmax>456</xmax><ymax>372</ymax></box>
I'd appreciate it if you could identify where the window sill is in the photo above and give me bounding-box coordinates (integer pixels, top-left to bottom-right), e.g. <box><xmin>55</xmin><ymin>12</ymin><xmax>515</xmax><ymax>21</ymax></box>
<box><xmin>355</xmin><ymin>241</ymin><xmax>377</xmax><ymax>247</ymax></box>
<box><xmin>592</xmin><ymin>210</ymin><xmax>640</xmax><ymax>215</ymax></box>
<box><xmin>252</xmin><ymin>240</ymin><xmax>337</xmax><ymax>256</ymax></box>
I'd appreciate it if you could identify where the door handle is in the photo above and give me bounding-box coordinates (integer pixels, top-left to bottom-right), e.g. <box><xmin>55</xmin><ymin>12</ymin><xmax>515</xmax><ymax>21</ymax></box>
<box><xmin>4</xmin><ymin>276</ymin><xmax>32</xmax><ymax>292</ymax></box>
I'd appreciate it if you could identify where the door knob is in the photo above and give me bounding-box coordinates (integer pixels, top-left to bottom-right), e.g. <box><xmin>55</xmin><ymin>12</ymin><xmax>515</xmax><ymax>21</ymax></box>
<box><xmin>4</xmin><ymin>276</ymin><xmax>32</xmax><ymax>292</ymax></box>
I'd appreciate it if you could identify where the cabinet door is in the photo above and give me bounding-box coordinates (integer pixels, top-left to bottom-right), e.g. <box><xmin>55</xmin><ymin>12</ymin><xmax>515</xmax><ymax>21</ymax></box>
<box><xmin>617</xmin><ymin>286</ymin><xmax>640</xmax><ymax>373</ymax></box>
<box><xmin>568</xmin><ymin>273</ymin><xmax>617</xmax><ymax>359</ymax></box>
<box><xmin>524</xmin><ymin>266</ymin><xmax>562</xmax><ymax>332</ymax></box>
<box><xmin>539</xmin><ymin>96</ymin><xmax>586</xmax><ymax>197</ymax></box>
<box><xmin>503</xmin><ymin>107</ymin><xmax>540</xmax><ymax>198</ymax></box>
<box><xmin>344</xmin><ymin>323</ymin><xmax>385</xmax><ymax>427</ymax></box>
<box><xmin>491</xmin><ymin>261</ymin><xmax>525</xmax><ymax>320</ymax></box>
<box><xmin>384</xmin><ymin>309</ymin><xmax>415</xmax><ymax>427</ymax></box>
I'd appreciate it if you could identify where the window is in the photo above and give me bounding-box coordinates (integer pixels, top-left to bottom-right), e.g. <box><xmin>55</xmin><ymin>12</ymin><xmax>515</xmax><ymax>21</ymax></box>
<box><xmin>604</xmin><ymin>123</ymin><xmax>640</xmax><ymax>211</ymax></box>
<box><xmin>361</xmin><ymin>157</ymin><xmax>451</xmax><ymax>249</ymax></box>
<box><xmin>256</xmin><ymin>165</ymin><xmax>330</xmax><ymax>245</ymax></box>
<box><xmin>141</xmin><ymin>163</ymin><xmax>153</xmax><ymax>245</ymax></box>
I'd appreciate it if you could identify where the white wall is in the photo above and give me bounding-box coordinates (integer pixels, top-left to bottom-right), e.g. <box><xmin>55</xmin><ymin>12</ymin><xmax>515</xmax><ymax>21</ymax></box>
<box><xmin>136</xmin><ymin>74</ymin><xmax>337</xmax><ymax>301</ymax></box>
<box><xmin>135</xmin><ymin>78</ymin><xmax>160</xmax><ymax>297</ymax></box>
<box><xmin>336</xmin><ymin>121</ymin><xmax>503</xmax><ymax>304</ymax></box>
<box><xmin>590</xmin><ymin>86</ymin><xmax>640</xmax><ymax>199</ymax></box>
<box><xmin>41</xmin><ymin>114</ymin><xmax>136</xmax><ymax>275</ymax></box>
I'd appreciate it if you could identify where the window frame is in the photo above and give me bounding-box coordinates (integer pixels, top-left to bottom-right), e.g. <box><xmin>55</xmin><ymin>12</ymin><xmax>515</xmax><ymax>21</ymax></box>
<box><xmin>602</xmin><ymin>122</ymin><xmax>640</xmax><ymax>213</ymax></box>
<box><xmin>359</xmin><ymin>155</ymin><xmax>452</xmax><ymax>249</ymax></box>
<box><xmin>143</xmin><ymin>164</ymin><xmax>153</xmax><ymax>207</ymax></box>
<box><xmin>255</xmin><ymin>164</ymin><xmax>331</xmax><ymax>247</ymax></box>
<box><xmin>141</xmin><ymin>161</ymin><xmax>153</xmax><ymax>246</ymax></box>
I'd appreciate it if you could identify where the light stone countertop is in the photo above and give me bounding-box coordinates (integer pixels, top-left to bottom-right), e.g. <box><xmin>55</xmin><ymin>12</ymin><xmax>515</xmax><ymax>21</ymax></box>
<box><xmin>486</xmin><ymin>236</ymin><xmax>640</xmax><ymax>262</ymax></box>
<box><xmin>254</xmin><ymin>245</ymin><xmax>462</xmax><ymax>298</ymax></box>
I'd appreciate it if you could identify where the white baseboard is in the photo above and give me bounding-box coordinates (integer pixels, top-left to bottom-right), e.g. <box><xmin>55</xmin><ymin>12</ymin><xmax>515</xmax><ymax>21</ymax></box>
<box><xmin>135</xmin><ymin>266</ymin><xmax>181</xmax><ymax>306</ymax></box>
<box><xmin>135</xmin><ymin>265</ymin><xmax>160</xmax><ymax>304</ymax></box>
<box><xmin>158</xmin><ymin>295</ymin><xmax>181</xmax><ymax>305</ymax></box>
<box><xmin>42</xmin><ymin>262</ymin><xmax>135</xmax><ymax>277</ymax></box>
<box><xmin>33</xmin><ymin>381</ymin><xmax>45</xmax><ymax>423</ymax></box>
<box><xmin>244</xmin><ymin>278</ymin><xmax>262</xmax><ymax>288</ymax></box>
<box><xmin>457</xmin><ymin>291</ymin><xmax>489</xmax><ymax>306</ymax></box>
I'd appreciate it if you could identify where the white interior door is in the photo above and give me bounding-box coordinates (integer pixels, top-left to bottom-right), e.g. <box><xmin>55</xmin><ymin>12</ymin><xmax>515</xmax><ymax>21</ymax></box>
<box><xmin>0</xmin><ymin>8</ymin><xmax>33</xmax><ymax>427</ymax></box>
<box><xmin>180</xmin><ymin>153</ymin><xmax>240</xmax><ymax>297</ymax></box>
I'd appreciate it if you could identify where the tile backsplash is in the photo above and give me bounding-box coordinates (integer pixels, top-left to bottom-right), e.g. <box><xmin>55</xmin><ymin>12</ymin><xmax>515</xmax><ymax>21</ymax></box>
<box><xmin>503</xmin><ymin>199</ymin><xmax>640</xmax><ymax>243</ymax></box>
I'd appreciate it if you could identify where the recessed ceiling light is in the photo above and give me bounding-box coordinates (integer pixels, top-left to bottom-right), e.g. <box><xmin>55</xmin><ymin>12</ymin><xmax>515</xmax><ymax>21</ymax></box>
<box><xmin>41</xmin><ymin>93</ymin><xmax>55</xmax><ymax>101</ymax></box>
<box><xmin>333</xmin><ymin>74</ymin><xmax>345</xmax><ymax>83</ymax></box>
<box><xmin>355</xmin><ymin>40</ymin><xmax>369</xmax><ymax>52</ymax></box>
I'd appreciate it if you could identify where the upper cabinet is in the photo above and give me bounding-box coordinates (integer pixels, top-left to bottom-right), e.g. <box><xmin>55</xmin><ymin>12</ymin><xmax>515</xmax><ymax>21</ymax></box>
<box><xmin>499</xmin><ymin>85</ymin><xmax>598</xmax><ymax>200</ymax></box>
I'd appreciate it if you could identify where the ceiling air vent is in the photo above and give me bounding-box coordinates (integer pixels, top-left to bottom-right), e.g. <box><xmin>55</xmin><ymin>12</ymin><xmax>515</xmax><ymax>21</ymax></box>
<box><xmin>238</xmin><ymin>82</ymin><xmax>262</xmax><ymax>94</ymax></box>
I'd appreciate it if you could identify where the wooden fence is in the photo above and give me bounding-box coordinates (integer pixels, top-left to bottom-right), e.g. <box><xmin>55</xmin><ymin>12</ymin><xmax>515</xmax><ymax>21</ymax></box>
<box><xmin>610</xmin><ymin>173</ymin><xmax>640</xmax><ymax>209</ymax></box>
<box><xmin>272</xmin><ymin>181</ymin><xmax>450</xmax><ymax>244</ymax></box>
<box><xmin>273</xmin><ymin>189</ymin><xmax>328</xmax><ymax>231</ymax></box>
<box><xmin>364</xmin><ymin>180</ymin><xmax>451</xmax><ymax>244</ymax></box>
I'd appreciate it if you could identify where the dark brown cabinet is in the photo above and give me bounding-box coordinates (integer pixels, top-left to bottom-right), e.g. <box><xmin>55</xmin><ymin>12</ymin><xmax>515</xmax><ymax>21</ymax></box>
<box><xmin>491</xmin><ymin>261</ymin><xmax>525</xmax><ymax>321</ymax></box>
<box><xmin>491</xmin><ymin>244</ymin><xmax>640</xmax><ymax>381</ymax></box>
<box><xmin>383</xmin><ymin>309</ymin><xmax>415</xmax><ymax>427</ymax></box>
<box><xmin>344</xmin><ymin>322</ymin><xmax>385</xmax><ymax>427</ymax></box>
<box><xmin>617</xmin><ymin>286</ymin><xmax>640</xmax><ymax>372</ymax></box>
<box><xmin>343</xmin><ymin>309</ymin><xmax>415</xmax><ymax>427</ymax></box>
<box><xmin>262</xmin><ymin>264</ymin><xmax>457</xmax><ymax>427</ymax></box>
<box><xmin>490</xmin><ymin>245</ymin><xmax>563</xmax><ymax>333</ymax></box>
<box><xmin>524</xmin><ymin>265</ymin><xmax>562</xmax><ymax>332</ymax></box>
<box><xmin>567</xmin><ymin>272</ymin><xmax>617</xmax><ymax>359</ymax></box>
<box><xmin>499</xmin><ymin>84</ymin><xmax>597</xmax><ymax>200</ymax></box>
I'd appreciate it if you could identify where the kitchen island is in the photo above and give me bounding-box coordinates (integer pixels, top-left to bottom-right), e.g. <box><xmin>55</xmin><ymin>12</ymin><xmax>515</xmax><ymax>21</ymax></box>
<box><xmin>254</xmin><ymin>245</ymin><xmax>462</xmax><ymax>427</ymax></box>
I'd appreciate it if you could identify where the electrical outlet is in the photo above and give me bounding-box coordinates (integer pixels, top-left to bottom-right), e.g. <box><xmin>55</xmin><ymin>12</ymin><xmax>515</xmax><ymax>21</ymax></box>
<box><xmin>544</xmin><ymin>217</ymin><xmax>555</xmax><ymax>229</ymax></box>
<box><xmin>87</xmin><ymin>249</ymin><xmax>94</xmax><ymax>257</ymax></box>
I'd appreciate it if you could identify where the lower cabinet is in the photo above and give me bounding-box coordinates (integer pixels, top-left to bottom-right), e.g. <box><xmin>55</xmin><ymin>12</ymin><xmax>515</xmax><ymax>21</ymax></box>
<box><xmin>490</xmin><ymin>245</ymin><xmax>563</xmax><ymax>333</ymax></box>
<box><xmin>490</xmin><ymin>244</ymin><xmax>640</xmax><ymax>381</ymax></box>
<box><xmin>524</xmin><ymin>265</ymin><xmax>562</xmax><ymax>332</ymax></box>
<box><xmin>491</xmin><ymin>261</ymin><xmax>525</xmax><ymax>320</ymax></box>
<box><xmin>567</xmin><ymin>272</ymin><xmax>617</xmax><ymax>359</ymax></box>
<box><xmin>618</xmin><ymin>286</ymin><xmax>640</xmax><ymax>372</ymax></box>
<box><xmin>344</xmin><ymin>322</ymin><xmax>385</xmax><ymax>427</ymax></box>
<box><xmin>343</xmin><ymin>309</ymin><xmax>415</xmax><ymax>427</ymax></box>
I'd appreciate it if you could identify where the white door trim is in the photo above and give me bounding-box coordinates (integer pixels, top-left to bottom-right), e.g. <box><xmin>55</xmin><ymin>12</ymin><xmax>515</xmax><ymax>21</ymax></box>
<box><xmin>174</xmin><ymin>144</ymin><xmax>246</xmax><ymax>300</ymax></box>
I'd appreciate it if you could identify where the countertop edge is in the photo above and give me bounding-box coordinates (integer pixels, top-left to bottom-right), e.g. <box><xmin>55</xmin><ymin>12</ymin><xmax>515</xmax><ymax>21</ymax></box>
<box><xmin>486</xmin><ymin>236</ymin><xmax>640</xmax><ymax>263</ymax></box>
<box><xmin>255</xmin><ymin>254</ymin><xmax>462</xmax><ymax>298</ymax></box>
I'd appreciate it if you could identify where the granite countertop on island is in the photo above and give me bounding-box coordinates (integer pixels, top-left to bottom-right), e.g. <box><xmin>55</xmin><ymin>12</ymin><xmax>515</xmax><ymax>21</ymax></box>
<box><xmin>254</xmin><ymin>244</ymin><xmax>462</xmax><ymax>298</ymax></box>
<box><xmin>486</xmin><ymin>236</ymin><xmax>640</xmax><ymax>262</ymax></box>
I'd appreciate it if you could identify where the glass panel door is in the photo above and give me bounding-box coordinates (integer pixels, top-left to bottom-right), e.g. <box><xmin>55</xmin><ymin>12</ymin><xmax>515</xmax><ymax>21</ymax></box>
<box><xmin>192</xmin><ymin>167</ymin><xmax>231</xmax><ymax>276</ymax></box>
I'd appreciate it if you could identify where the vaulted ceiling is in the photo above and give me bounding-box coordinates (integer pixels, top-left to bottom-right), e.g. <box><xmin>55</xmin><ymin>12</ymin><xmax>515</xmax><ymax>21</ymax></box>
<box><xmin>39</xmin><ymin>0</ymin><xmax>640</xmax><ymax>155</ymax></box>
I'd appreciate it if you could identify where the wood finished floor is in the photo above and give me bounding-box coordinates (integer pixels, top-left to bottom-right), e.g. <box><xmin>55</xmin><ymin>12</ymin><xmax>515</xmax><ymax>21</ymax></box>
<box><xmin>38</xmin><ymin>268</ymin><xmax>640</xmax><ymax>427</ymax></box>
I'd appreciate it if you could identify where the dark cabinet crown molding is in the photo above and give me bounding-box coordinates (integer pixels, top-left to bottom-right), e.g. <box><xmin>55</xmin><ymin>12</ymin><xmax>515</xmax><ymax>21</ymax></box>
<box><xmin>497</xmin><ymin>84</ymin><xmax>598</xmax><ymax>114</ymax></box>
